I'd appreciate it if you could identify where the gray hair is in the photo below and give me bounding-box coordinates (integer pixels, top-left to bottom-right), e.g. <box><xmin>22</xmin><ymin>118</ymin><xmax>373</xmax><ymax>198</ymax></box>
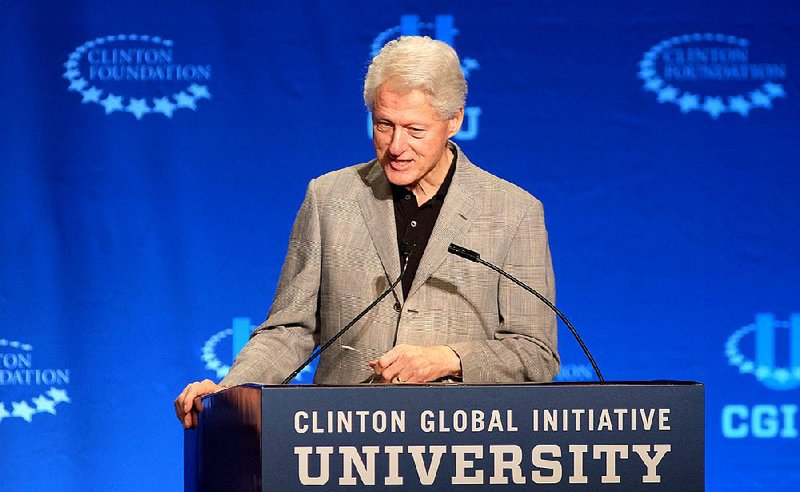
<box><xmin>363</xmin><ymin>36</ymin><xmax>467</xmax><ymax>120</ymax></box>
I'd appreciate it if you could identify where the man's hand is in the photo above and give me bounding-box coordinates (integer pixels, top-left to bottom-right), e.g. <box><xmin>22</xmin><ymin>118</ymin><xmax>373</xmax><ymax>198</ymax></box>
<box><xmin>174</xmin><ymin>379</ymin><xmax>224</xmax><ymax>429</ymax></box>
<box><xmin>369</xmin><ymin>344</ymin><xmax>462</xmax><ymax>383</ymax></box>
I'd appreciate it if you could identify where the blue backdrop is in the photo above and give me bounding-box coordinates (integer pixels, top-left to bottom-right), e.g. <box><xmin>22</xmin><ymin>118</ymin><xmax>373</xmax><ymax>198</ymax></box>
<box><xmin>1</xmin><ymin>1</ymin><xmax>798</xmax><ymax>490</ymax></box>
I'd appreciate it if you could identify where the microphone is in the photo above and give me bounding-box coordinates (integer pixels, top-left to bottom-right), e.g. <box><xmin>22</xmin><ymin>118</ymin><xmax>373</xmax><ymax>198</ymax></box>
<box><xmin>281</xmin><ymin>252</ymin><xmax>411</xmax><ymax>385</ymax></box>
<box><xmin>447</xmin><ymin>243</ymin><xmax>604</xmax><ymax>382</ymax></box>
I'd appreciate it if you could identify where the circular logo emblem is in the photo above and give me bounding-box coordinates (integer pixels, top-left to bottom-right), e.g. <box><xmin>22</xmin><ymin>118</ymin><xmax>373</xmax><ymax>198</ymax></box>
<box><xmin>639</xmin><ymin>33</ymin><xmax>787</xmax><ymax>118</ymax></box>
<box><xmin>63</xmin><ymin>34</ymin><xmax>212</xmax><ymax>119</ymax></box>
<box><xmin>0</xmin><ymin>338</ymin><xmax>71</xmax><ymax>423</ymax></box>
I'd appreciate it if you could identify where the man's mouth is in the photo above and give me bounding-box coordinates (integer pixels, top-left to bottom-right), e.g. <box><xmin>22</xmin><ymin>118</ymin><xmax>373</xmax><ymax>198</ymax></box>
<box><xmin>388</xmin><ymin>158</ymin><xmax>413</xmax><ymax>170</ymax></box>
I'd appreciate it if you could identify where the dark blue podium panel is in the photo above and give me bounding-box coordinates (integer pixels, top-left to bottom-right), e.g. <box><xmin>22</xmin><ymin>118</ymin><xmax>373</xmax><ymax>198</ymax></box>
<box><xmin>260</xmin><ymin>383</ymin><xmax>703</xmax><ymax>491</ymax></box>
<box><xmin>187</xmin><ymin>383</ymin><xmax>703</xmax><ymax>491</ymax></box>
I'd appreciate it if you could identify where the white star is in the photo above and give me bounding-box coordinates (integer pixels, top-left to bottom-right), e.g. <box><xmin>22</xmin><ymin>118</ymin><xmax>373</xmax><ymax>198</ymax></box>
<box><xmin>188</xmin><ymin>84</ymin><xmax>211</xmax><ymax>100</ymax></box>
<box><xmin>152</xmin><ymin>97</ymin><xmax>177</xmax><ymax>118</ymax></box>
<box><xmin>773</xmin><ymin>369</ymin><xmax>790</xmax><ymax>383</ymax></box>
<box><xmin>64</xmin><ymin>60</ymin><xmax>78</xmax><ymax>69</ymax></box>
<box><xmin>68</xmin><ymin>78</ymin><xmax>89</xmax><ymax>92</ymax></box>
<box><xmin>21</xmin><ymin>344</ymin><xmax>32</xmax><ymax>351</ymax></box>
<box><xmin>637</xmin><ymin>68</ymin><xmax>656</xmax><ymax>80</ymax></box>
<box><xmin>81</xmin><ymin>86</ymin><xmax>103</xmax><ymax>104</ymax></box>
<box><xmin>763</xmin><ymin>82</ymin><xmax>786</xmax><ymax>98</ymax></box>
<box><xmin>32</xmin><ymin>395</ymin><xmax>57</xmax><ymax>415</ymax></box>
<box><xmin>678</xmin><ymin>92</ymin><xmax>700</xmax><ymax>112</ymax></box>
<box><xmin>126</xmin><ymin>98</ymin><xmax>151</xmax><ymax>119</ymax></box>
<box><xmin>0</xmin><ymin>339</ymin><xmax>7</xmax><ymax>346</ymax></box>
<box><xmin>11</xmin><ymin>401</ymin><xmax>36</xmax><ymax>422</ymax></box>
<box><xmin>63</xmin><ymin>68</ymin><xmax>80</xmax><ymax>79</ymax></box>
<box><xmin>703</xmin><ymin>96</ymin><xmax>726</xmax><ymax>119</ymax></box>
<box><xmin>749</xmin><ymin>90</ymin><xmax>772</xmax><ymax>108</ymax></box>
<box><xmin>755</xmin><ymin>366</ymin><xmax>771</xmax><ymax>379</ymax></box>
<box><xmin>657</xmin><ymin>86</ymin><xmax>679</xmax><ymax>103</ymax></box>
<box><xmin>47</xmin><ymin>387</ymin><xmax>71</xmax><ymax>404</ymax></box>
<box><xmin>0</xmin><ymin>403</ymin><xmax>10</xmax><ymax>422</ymax></box>
<box><xmin>174</xmin><ymin>91</ymin><xmax>197</xmax><ymax>110</ymax></box>
<box><xmin>100</xmin><ymin>94</ymin><xmax>124</xmax><ymax>114</ymax></box>
<box><xmin>728</xmin><ymin>95</ymin><xmax>751</xmax><ymax>116</ymax></box>
<box><xmin>644</xmin><ymin>78</ymin><xmax>663</xmax><ymax>92</ymax></box>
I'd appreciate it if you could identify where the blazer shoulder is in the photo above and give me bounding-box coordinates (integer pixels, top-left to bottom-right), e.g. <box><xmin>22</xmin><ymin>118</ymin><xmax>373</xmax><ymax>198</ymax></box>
<box><xmin>307</xmin><ymin>160</ymin><xmax>377</xmax><ymax>199</ymax></box>
<box><xmin>464</xmin><ymin>160</ymin><xmax>543</xmax><ymax>212</ymax></box>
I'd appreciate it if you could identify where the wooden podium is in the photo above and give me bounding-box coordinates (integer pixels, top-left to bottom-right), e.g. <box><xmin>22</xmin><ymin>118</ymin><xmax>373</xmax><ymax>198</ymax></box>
<box><xmin>185</xmin><ymin>382</ymin><xmax>704</xmax><ymax>491</ymax></box>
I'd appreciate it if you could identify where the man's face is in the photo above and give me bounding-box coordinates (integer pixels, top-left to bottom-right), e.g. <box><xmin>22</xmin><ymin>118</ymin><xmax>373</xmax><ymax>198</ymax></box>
<box><xmin>372</xmin><ymin>83</ymin><xmax>463</xmax><ymax>189</ymax></box>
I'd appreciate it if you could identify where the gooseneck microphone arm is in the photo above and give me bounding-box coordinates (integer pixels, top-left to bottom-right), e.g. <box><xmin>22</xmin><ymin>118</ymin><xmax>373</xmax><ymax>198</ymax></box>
<box><xmin>448</xmin><ymin>243</ymin><xmax>604</xmax><ymax>383</ymax></box>
<box><xmin>281</xmin><ymin>254</ymin><xmax>411</xmax><ymax>385</ymax></box>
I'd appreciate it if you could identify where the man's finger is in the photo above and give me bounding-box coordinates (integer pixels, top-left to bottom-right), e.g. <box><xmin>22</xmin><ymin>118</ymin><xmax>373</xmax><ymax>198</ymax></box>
<box><xmin>193</xmin><ymin>396</ymin><xmax>204</xmax><ymax>413</ymax></box>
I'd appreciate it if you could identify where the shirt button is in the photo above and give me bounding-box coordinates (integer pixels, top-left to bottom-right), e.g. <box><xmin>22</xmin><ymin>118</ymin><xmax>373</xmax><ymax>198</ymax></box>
<box><xmin>393</xmin><ymin>302</ymin><xmax>402</xmax><ymax>312</ymax></box>
<box><xmin>410</xmin><ymin>220</ymin><xmax>418</xmax><ymax>228</ymax></box>
<box><xmin>404</xmin><ymin>194</ymin><xmax>412</xmax><ymax>200</ymax></box>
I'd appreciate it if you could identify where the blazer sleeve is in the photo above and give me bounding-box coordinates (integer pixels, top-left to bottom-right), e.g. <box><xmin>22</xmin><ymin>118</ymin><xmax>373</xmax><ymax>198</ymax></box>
<box><xmin>447</xmin><ymin>199</ymin><xmax>560</xmax><ymax>383</ymax></box>
<box><xmin>221</xmin><ymin>180</ymin><xmax>322</xmax><ymax>386</ymax></box>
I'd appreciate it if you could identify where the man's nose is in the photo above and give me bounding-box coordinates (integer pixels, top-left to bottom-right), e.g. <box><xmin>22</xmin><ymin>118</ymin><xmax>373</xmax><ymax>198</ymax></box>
<box><xmin>388</xmin><ymin>128</ymin><xmax>407</xmax><ymax>155</ymax></box>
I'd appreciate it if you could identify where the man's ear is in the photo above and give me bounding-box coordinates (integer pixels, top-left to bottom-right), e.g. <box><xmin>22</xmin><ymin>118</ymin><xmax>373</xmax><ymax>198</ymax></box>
<box><xmin>447</xmin><ymin>108</ymin><xmax>465</xmax><ymax>138</ymax></box>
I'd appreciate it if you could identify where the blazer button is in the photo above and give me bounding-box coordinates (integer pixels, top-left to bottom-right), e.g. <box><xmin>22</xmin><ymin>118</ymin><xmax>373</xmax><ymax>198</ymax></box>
<box><xmin>393</xmin><ymin>302</ymin><xmax>402</xmax><ymax>312</ymax></box>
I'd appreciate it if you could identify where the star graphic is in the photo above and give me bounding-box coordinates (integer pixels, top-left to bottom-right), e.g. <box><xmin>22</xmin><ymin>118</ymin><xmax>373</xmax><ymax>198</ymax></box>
<box><xmin>703</xmin><ymin>96</ymin><xmax>726</xmax><ymax>119</ymax></box>
<box><xmin>749</xmin><ymin>90</ymin><xmax>772</xmax><ymax>108</ymax></box>
<box><xmin>644</xmin><ymin>78</ymin><xmax>663</xmax><ymax>92</ymax></box>
<box><xmin>657</xmin><ymin>86</ymin><xmax>679</xmax><ymax>103</ymax></box>
<box><xmin>0</xmin><ymin>339</ymin><xmax>8</xmax><ymax>345</ymax></box>
<box><xmin>188</xmin><ymin>84</ymin><xmax>211</xmax><ymax>100</ymax></box>
<box><xmin>174</xmin><ymin>91</ymin><xmax>197</xmax><ymax>110</ymax></box>
<box><xmin>740</xmin><ymin>361</ymin><xmax>754</xmax><ymax>373</ymax></box>
<box><xmin>763</xmin><ymin>82</ymin><xmax>786</xmax><ymax>98</ymax></box>
<box><xmin>32</xmin><ymin>395</ymin><xmax>57</xmax><ymax>415</ymax></box>
<box><xmin>153</xmin><ymin>96</ymin><xmax>177</xmax><ymax>118</ymax></box>
<box><xmin>0</xmin><ymin>403</ymin><xmax>10</xmax><ymax>422</ymax></box>
<box><xmin>773</xmin><ymin>369</ymin><xmax>790</xmax><ymax>383</ymax></box>
<box><xmin>11</xmin><ymin>401</ymin><xmax>36</xmax><ymax>422</ymax></box>
<box><xmin>637</xmin><ymin>68</ymin><xmax>656</xmax><ymax>80</ymax></box>
<box><xmin>755</xmin><ymin>366</ymin><xmax>771</xmax><ymax>379</ymax></box>
<box><xmin>68</xmin><ymin>78</ymin><xmax>89</xmax><ymax>92</ymax></box>
<box><xmin>81</xmin><ymin>86</ymin><xmax>103</xmax><ymax>104</ymax></box>
<box><xmin>461</xmin><ymin>58</ymin><xmax>480</xmax><ymax>78</ymax></box>
<box><xmin>63</xmin><ymin>68</ymin><xmax>80</xmax><ymax>80</ymax></box>
<box><xmin>47</xmin><ymin>387</ymin><xmax>71</xmax><ymax>404</ymax></box>
<box><xmin>677</xmin><ymin>92</ymin><xmax>700</xmax><ymax>113</ymax></box>
<box><xmin>126</xmin><ymin>98</ymin><xmax>151</xmax><ymax>119</ymax></box>
<box><xmin>728</xmin><ymin>95</ymin><xmax>751</xmax><ymax>116</ymax></box>
<box><xmin>100</xmin><ymin>94</ymin><xmax>124</xmax><ymax>114</ymax></box>
<box><xmin>64</xmin><ymin>60</ymin><xmax>78</xmax><ymax>69</ymax></box>
<box><xmin>21</xmin><ymin>344</ymin><xmax>32</xmax><ymax>351</ymax></box>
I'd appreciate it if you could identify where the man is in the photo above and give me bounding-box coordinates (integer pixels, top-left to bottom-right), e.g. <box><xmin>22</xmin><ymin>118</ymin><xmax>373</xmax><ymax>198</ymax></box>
<box><xmin>176</xmin><ymin>36</ymin><xmax>558</xmax><ymax>429</ymax></box>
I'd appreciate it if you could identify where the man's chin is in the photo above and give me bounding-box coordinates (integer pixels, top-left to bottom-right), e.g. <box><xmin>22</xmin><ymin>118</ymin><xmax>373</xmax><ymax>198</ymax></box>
<box><xmin>381</xmin><ymin>165</ymin><xmax>416</xmax><ymax>187</ymax></box>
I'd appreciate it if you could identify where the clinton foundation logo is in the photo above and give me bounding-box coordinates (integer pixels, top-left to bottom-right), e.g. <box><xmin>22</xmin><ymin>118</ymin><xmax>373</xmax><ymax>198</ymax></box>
<box><xmin>721</xmin><ymin>313</ymin><xmax>799</xmax><ymax>440</ymax></box>
<box><xmin>63</xmin><ymin>34</ymin><xmax>212</xmax><ymax>119</ymax></box>
<box><xmin>0</xmin><ymin>338</ymin><xmax>70</xmax><ymax>424</ymax></box>
<box><xmin>638</xmin><ymin>33</ymin><xmax>787</xmax><ymax>119</ymax></box>
<box><xmin>367</xmin><ymin>14</ymin><xmax>481</xmax><ymax>140</ymax></box>
<box><xmin>201</xmin><ymin>318</ymin><xmax>316</xmax><ymax>384</ymax></box>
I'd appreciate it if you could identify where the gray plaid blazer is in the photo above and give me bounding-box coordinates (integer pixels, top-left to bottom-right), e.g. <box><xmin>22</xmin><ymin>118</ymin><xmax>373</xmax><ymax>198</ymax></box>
<box><xmin>222</xmin><ymin>144</ymin><xmax>559</xmax><ymax>385</ymax></box>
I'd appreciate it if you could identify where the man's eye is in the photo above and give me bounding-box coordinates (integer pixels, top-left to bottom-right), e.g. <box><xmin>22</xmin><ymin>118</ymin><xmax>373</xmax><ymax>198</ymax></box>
<box><xmin>409</xmin><ymin>128</ymin><xmax>426</xmax><ymax>137</ymax></box>
<box><xmin>375</xmin><ymin>122</ymin><xmax>392</xmax><ymax>131</ymax></box>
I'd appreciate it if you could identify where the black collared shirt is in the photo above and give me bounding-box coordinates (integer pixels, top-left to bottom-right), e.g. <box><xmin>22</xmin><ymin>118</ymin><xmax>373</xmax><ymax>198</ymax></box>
<box><xmin>391</xmin><ymin>147</ymin><xmax>458</xmax><ymax>300</ymax></box>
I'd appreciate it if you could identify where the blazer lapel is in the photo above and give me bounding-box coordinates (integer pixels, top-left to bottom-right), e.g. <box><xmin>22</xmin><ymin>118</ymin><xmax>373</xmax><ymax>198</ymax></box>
<box><xmin>356</xmin><ymin>161</ymin><xmax>402</xmax><ymax>284</ymax></box>
<box><xmin>407</xmin><ymin>148</ymin><xmax>484</xmax><ymax>299</ymax></box>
